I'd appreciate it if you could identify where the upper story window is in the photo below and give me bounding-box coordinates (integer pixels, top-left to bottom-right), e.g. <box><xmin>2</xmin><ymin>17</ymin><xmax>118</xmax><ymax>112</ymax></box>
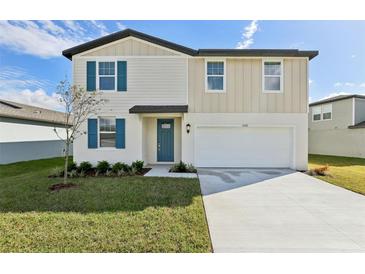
<box><xmin>263</xmin><ymin>60</ymin><xmax>283</xmax><ymax>93</ymax></box>
<box><xmin>206</xmin><ymin>60</ymin><xmax>225</xmax><ymax>93</ymax></box>
<box><xmin>312</xmin><ymin>104</ymin><xmax>332</xmax><ymax>121</ymax></box>
<box><xmin>99</xmin><ymin>62</ymin><xmax>115</xmax><ymax>91</ymax></box>
<box><xmin>99</xmin><ymin>117</ymin><xmax>116</xmax><ymax>147</ymax></box>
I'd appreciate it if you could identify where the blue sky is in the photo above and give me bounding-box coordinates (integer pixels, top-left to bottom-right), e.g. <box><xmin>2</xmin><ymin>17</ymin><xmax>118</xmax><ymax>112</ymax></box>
<box><xmin>0</xmin><ymin>20</ymin><xmax>364</xmax><ymax>110</ymax></box>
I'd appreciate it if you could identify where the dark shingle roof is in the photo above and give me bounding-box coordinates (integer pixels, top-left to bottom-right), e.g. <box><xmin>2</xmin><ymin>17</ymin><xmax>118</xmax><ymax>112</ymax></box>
<box><xmin>0</xmin><ymin>99</ymin><xmax>70</xmax><ymax>126</ymax></box>
<box><xmin>309</xmin><ymin>94</ymin><xmax>365</xmax><ymax>107</ymax></box>
<box><xmin>62</xmin><ymin>28</ymin><xmax>319</xmax><ymax>60</ymax></box>
<box><xmin>129</xmin><ymin>105</ymin><xmax>188</xmax><ymax>114</ymax></box>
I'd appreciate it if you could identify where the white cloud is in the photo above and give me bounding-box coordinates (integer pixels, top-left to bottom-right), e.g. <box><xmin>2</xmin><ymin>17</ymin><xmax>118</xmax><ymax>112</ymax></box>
<box><xmin>0</xmin><ymin>20</ymin><xmax>90</xmax><ymax>58</ymax></box>
<box><xmin>90</xmin><ymin>20</ymin><xmax>109</xmax><ymax>36</ymax></box>
<box><xmin>236</xmin><ymin>20</ymin><xmax>259</xmax><ymax>49</ymax></box>
<box><xmin>0</xmin><ymin>89</ymin><xmax>63</xmax><ymax>110</ymax></box>
<box><xmin>0</xmin><ymin>66</ymin><xmax>62</xmax><ymax>111</ymax></box>
<box><xmin>38</xmin><ymin>20</ymin><xmax>65</xmax><ymax>35</ymax></box>
<box><xmin>0</xmin><ymin>20</ymin><xmax>113</xmax><ymax>58</ymax></box>
<box><xmin>289</xmin><ymin>42</ymin><xmax>305</xmax><ymax>49</ymax></box>
<box><xmin>320</xmin><ymin>92</ymin><xmax>351</xmax><ymax>100</ymax></box>
<box><xmin>351</xmin><ymin>54</ymin><xmax>356</xmax><ymax>58</ymax></box>
<box><xmin>309</xmin><ymin>79</ymin><xmax>313</xmax><ymax>85</ymax></box>
<box><xmin>334</xmin><ymin>82</ymin><xmax>365</xmax><ymax>89</ymax></box>
<box><xmin>0</xmin><ymin>66</ymin><xmax>53</xmax><ymax>90</ymax></box>
<box><xmin>116</xmin><ymin>22</ymin><xmax>127</xmax><ymax>30</ymax></box>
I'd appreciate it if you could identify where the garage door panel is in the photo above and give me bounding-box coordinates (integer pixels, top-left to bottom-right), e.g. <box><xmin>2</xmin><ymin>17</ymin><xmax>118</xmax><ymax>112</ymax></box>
<box><xmin>195</xmin><ymin>127</ymin><xmax>293</xmax><ymax>168</ymax></box>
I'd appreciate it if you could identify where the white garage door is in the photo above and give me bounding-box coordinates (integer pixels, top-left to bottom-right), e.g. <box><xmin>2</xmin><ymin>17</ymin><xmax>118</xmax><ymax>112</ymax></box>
<box><xmin>195</xmin><ymin>126</ymin><xmax>293</xmax><ymax>168</ymax></box>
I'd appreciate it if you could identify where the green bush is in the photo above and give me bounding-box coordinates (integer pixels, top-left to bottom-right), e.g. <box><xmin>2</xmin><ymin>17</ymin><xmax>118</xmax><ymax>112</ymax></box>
<box><xmin>67</xmin><ymin>161</ymin><xmax>77</xmax><ymax>172</ymax></box>
<box><xmin>186</xmin><ymin>163</ymin><xmax>197</xmax><ymax>173</ymax></box>
<box><xmin>96</xmin><ymin>161</ymin><xmax>110</xmax><ymax>174</ymax></box>
<box><xmin>49</xmin><ymin>167</ymin><xmax>64</xmax><ymax>177</ymax></box>
<box><xmin>78</xmin><ymin>161</ymin><xmax>93</xmax><ymax>173</ymax></box>
<box><xmin>131</xmin><ymin>160</ymin><xmax>144</xmax><ymax>172</ymax></box>
<box><xmin>112</xmin><ymin>162</ymin><xmax>130</xmax><ymax>174</ymax></box>
<box><xmin>169</xmin><ymin>161</ymin><xmax>197</xmax><ymax>173</ymax></box>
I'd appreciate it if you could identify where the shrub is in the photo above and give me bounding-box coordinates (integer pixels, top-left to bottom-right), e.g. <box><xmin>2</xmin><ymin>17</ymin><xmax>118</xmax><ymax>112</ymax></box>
<box><xmin>67</xmin><ymin>161</ymin><xmax>77</xmax><ymax>172</ymax></box>
<box><xmin>186</xmin><ymin>163</ymin><xmax>197</xmax><ymax>173</ymax></box>
<box><xmin>96</xmin><ymin>160</ymin><xmax>110</xmax><ymax>174</ymax></box>
<box><xmin>68</xmin><ymin>169</ymin><xmax>78</xmax><ymax>178</ymax></box>
<box><xmin>131</xmin><ymin>160</ymin><xmax>144</xmax><ymax>172</ymax></box>
<box><xmin>49</xmin><ymin>167</ymin><xmax>64</xmax><ymax>177</ymax></box>
<box><xmin>111</xmin><ymin>162</ymin><xmax>125</xmax><ymax>174</ymax></box>
<box><xmin>170</xmin><ymin>161</ymin><xmax>187</xmax><ymax>172</ymax></box>
<box><xmin>78</xmin><ymin>161</ymin><xmax>93</xmax><ymax>173</ymax></box>
<box><xmin>169</xmin><ymin>161</ymin><xmax>197</xmax><ymax>173</ymax></box>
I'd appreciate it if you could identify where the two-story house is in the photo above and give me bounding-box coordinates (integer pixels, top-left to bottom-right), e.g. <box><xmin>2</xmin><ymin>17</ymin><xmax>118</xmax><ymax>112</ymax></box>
<box><xmin>309</xmin><ymin>94</ymin><xmax>365</xmax><ymax>158</ymax></box>
<box><xmin>62</xmin><ymin>29</ymin><xmax>318</xmax><ymax>170</ymax></box>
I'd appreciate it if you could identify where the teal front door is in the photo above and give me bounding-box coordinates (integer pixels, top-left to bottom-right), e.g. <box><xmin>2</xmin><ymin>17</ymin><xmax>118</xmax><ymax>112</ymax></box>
<box><xmin>157</xmin><ymin>119</ymin><xmax>174</xmax><ymax>162</ymax></box>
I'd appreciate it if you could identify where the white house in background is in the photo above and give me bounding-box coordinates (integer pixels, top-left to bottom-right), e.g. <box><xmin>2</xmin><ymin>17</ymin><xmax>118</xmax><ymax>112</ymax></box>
<box><xmin>0</xmin><ymin>100</ymin><xmax>71</xmax><ymax>164</ymax></box>
<box><xmin>62</xmin><ymin>28</ymin><xmax>318</xmax><ymax>170</ymax></box>
<box><xmin>309</xmin><ymin>94</ymin><xmax>365</xmax><ymax>158</ymax></box>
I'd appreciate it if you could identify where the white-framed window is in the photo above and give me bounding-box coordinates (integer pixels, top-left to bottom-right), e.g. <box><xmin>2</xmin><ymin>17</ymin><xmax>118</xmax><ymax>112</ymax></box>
<box><xmin>262</xmin><ymin>59</ymin><xmax>283</xmax><ymax>93</ymax></box>
<box><xmin>312</xmin><ymin>106</ymin><xmax>322</xmax><ymax>121</ymax></box>
<box><xmin>205</xmin><ymin>60</ymin><xmax>226</xmax><ymax>93</ymax></box>
<box><xmin>99</xmin><ymin>117</ymin><xmax>116</xmax><ymax>147</ymax></box>
<box><xmin>98</xmin><ymin>62</ymin><xmax>115</xmax><ymax>91</ymax></box>
<box><xmin>322</xmin><ymin>104</ymin><xmax>332</xmax><ymax>120</ymax></box>
<box><xmin>312</xmin><ymin>104</ymin><xmax>332</xmax><ymax>121</ymax></box>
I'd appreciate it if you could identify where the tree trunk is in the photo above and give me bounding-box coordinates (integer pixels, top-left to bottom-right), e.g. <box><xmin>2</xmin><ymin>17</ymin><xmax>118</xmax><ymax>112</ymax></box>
<box><xmin>63</xmin><ymin>143</ymin><xmax>69</xmax><ymax>184</ymax></box>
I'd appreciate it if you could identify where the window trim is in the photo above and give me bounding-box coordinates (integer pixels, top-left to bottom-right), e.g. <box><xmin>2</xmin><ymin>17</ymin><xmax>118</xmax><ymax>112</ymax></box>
<box><xmin>98</xmin><ymin>116</ymin><xmax>116</xmax><ymax>148</ymax></box>
<box><xmin>97</xmin><ymin>61</ymin><xmax>116</xmax><ymax>92</ymax></box>
<box><xmin>312</xmin><ymin>104</ymin><xmax>333</xmax><ymax>122</ymax></box>
<box><xmin>262</xmin><ymin>59</ymin><xmax>283</xmax><ymax>94</ymax></box>
<box><xmin>205</xmin><ymin>59</ymin><xmax>226</xmax><ymax>93</ymax></box>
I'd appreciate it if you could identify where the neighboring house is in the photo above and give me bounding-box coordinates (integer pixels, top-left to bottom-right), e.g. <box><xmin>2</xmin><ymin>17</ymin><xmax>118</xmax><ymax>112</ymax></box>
<box><xmin>0</xmin><ymin>100</ymin><xmax>71</xmax><ymax>164</ymax></box>
<box><xmin>62</xmin><ymin>28</ymin><xmax>318</xmax><ymax>170</ymax></box>
<box><xmin>309</xmin><ymin>95</ymin><xmax>365</xmax><ymax>158</ymax></box>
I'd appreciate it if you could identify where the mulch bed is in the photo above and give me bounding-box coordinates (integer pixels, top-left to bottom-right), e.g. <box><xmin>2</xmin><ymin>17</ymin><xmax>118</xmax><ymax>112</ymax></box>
<box><xmin>49</xmin><ymin>183</ymin><xmax>78</xmax><ymax>192</ymax></box>
<box><xmin>48</xmin><ymin>168</ymin><xmax>152</xmax><ymax>178</ymax></box>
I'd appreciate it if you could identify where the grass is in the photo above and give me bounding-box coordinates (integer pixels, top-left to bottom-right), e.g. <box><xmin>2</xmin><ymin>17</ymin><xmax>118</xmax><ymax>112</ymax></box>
<box><xmin>308</xmin><ymin>154</ymin><xmax>365</xmax><ymax>195</ymax></box>
<box><xmin>0</xmin><ymin>158</ymin><xmax>211</xmax><ymax>252</ymax></box>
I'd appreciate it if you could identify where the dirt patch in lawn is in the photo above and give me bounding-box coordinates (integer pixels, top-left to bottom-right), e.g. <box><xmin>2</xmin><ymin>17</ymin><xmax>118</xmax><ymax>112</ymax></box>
<box><xmin>49</xmin><ymin>183</ymin><xmax>78</xmax><ymax>192</ymax></box>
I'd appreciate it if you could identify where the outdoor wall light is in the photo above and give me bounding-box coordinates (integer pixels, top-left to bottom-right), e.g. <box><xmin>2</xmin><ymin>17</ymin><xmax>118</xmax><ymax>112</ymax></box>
<box><xmin>186</xmin><ymin>123</ymin><xmax>191</xmax><ymax>134</ymax></box>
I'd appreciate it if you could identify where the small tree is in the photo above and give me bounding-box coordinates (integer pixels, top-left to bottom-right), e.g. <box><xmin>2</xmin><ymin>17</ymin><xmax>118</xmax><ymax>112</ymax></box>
<box><xmin>54</xmin><ymin>79</ymin><xmax>103</xmax><ymax>183</ymax></box>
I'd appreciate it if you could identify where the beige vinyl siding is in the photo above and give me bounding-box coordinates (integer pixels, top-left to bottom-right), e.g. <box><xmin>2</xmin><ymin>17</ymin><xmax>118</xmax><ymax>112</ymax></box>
<box><xmin>80</xmin><ymin>38</ymin><xmax>180</xmax><ymax>57</ymax></box>
<box><xmin>308</xmin><ymin>98</ymin><xmax>353</xmax><ymax>130</ymax></box>
<box><xmin>188</xmin><ymin>58</ymin><xmax>308</xmax><ymax>113</ymax></box>
<box><xmin>73</xmin><ymin>57</ymin><xmax>187</xmax><ymax>113</ymax></box>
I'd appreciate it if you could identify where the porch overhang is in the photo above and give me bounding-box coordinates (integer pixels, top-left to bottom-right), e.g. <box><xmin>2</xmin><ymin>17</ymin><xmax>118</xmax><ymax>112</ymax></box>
<box><xmin>129</xmin><ymin>105</ymin><xmax>188</xmax><ymax>114</ymax></box>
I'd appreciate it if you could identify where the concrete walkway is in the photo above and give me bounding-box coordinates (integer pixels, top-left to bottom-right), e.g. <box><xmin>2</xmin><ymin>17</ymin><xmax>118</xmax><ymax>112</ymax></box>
<box><xmin>144</xmin><ymin>165</ymin><xmax>197</xmax><ymax>178</ymax></box>
<box><xmin>198</xmin><ymin>168</ymin><xmax>365</xmax><ymax>252</ymax></box>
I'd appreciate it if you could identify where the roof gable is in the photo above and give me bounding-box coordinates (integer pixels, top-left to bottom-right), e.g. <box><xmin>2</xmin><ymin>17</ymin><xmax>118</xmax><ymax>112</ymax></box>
<box><xmin>80</xmin><ymin>36</ymin><xmax>181</xmax><ymax>57</ymax></box>
<box><xmin>63</xmin><ymin>28</ymin><xmax>319</xmax><ymax>60</ymax></box>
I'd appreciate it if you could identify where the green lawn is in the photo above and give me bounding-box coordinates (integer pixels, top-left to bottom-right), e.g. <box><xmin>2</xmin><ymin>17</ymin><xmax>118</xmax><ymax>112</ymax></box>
<box><xmin>308</xmin><ymin>154</ymin><xmax>365</xmax><ymax>195</ymax></box>
<box><xmin>0</xmin><ymin>158</ymin><xmax>211</xmax><ymax>252</ymax></box>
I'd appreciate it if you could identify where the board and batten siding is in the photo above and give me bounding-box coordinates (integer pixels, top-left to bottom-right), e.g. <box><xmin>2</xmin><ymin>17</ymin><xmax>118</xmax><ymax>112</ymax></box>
<box><xmin>73</xmin><ymin>57</ymin><xmax>188</xmax><ymax>113</ymax></box>
<box><xmin>188</xmin><ymin>58</ymin><xmax>308</xmax><ymax>113</ymax></box>
<box><xmin>80</xmin><ymin>37</ymin><xmax>179</xmax><ymax>57</ymax></box>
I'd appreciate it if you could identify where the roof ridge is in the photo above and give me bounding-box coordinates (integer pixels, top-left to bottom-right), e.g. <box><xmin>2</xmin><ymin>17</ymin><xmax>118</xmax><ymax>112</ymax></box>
<box><xmin>62</xmin><ymin>28</ymin><xmax>319</xmax><ymax>60</ymax></box>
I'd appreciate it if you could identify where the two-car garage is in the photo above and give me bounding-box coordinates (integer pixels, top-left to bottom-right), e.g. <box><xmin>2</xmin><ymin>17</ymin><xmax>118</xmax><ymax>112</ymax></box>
<box><xmin>195</xmin><ymin>126</ymin><xmax>294</xmax><ymax>168</ymax></box>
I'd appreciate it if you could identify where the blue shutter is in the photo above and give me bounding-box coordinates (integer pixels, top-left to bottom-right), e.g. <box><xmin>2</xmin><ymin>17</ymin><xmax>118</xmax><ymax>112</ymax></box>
<box><xmin>116</xmin><ymin>118</ymin><xmax>125</xmax><ymax>149</ymax></box>
<box><xmin>117</xmin><ymin>61</ymin><xmax>127</xmax><ymax>92</ymax></box>
<box><xmin>88</xmin><ymin>119</ymin><xmax>98</xmax><ymax>148</ymax></box>
<box><xmin>87</xmin><ymin>61</ymin><xmax>96</xmax><ymax>91</ymax></box>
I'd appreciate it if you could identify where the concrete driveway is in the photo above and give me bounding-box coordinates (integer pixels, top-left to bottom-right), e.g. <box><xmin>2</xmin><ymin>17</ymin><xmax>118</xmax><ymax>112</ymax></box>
<box><xmin>198</xmin><ymin>168</ymin><xmax>365</xmax><ymax>252</ymax></box>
